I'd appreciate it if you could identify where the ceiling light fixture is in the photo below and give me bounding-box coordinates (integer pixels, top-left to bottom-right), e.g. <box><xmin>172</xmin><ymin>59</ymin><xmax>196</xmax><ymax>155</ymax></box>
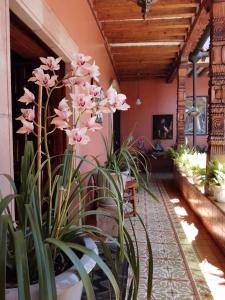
<box><xmin>136</xmin><ymin>0</ymin><xmax>158</xmax><ymax>20</ymax></box>
<box><xmin>136</xmin><ymin>75</ymin><xmax>142</xmax><ymax>105</ymax></box>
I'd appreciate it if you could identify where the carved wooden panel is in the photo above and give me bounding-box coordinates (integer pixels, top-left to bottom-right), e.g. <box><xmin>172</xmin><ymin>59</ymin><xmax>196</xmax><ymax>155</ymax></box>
<box><xmin>177</xmin><ymin>65</ymin><xmax>187</xmax><ymax>145</ymax></box>
<box><xmin>208</xmin><ymin>0</ymin><xmax>225</xmax><ymax>157</ymax></box>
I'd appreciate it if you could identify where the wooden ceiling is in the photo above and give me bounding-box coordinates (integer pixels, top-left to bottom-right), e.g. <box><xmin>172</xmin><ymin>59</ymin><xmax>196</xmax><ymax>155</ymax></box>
<box><xmin>90</xmin><ymin>0</ymin><xmax>207</xmax><ymax>81</ymax></box>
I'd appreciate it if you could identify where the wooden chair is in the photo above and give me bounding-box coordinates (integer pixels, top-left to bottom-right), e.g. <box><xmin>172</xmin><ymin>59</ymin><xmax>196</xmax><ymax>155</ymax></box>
<box><xmin>124</xmin><ymin>179</ymin><xmax>138</xmax><ymax>216</ymax></box>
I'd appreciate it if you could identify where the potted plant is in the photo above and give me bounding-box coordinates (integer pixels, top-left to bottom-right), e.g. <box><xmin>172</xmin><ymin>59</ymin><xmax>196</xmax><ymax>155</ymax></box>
<box><xmin>205</xmin><ymin>160</ymin><xmax>225</xmax><ymax>202</ymax></box>
<box><xmin>97</xmin><ymin>134</ymin><xmax>153</xmax><ymax>208</ymax></box>
<box><xmin>0</xmin><ymin>54</ymin><xmax>153</xmax><ymax>299</ymax></box>
<box><xmin>191</xmin><ymin>165</ymin><xmax>206</xmax><ymax>185</ymax></box>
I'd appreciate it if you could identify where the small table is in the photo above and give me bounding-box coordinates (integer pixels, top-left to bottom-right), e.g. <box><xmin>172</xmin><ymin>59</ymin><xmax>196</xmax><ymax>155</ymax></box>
<box><xmin>125</xmin><ymin>180</ymin><xmax>138</xmax><ymax>216</ymax></box>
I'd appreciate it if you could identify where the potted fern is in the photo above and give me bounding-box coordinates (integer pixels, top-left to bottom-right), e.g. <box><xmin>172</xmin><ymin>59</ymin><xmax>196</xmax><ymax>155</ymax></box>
<box><xmin>0</xmin><ymin>54</ymin><xmax>153</xmax><ymax>299</ymax></box>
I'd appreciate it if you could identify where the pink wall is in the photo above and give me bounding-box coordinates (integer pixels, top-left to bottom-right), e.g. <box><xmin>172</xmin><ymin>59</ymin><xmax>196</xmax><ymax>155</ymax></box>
<box><xmin>46</xmin><ymin>0</ymin><xmax>116</xmax><ymax>165</ymax></box>
<box><xmin>120</xmin><ymin>75</ymin><xmax>208</xmax><ymax>151</ymax></box>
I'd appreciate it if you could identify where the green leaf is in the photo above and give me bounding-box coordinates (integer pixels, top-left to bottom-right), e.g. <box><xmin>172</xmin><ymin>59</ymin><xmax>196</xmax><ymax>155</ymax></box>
<box><xmin>0</xmin><ymin>194</ymin><xmax>17</xmax><ymax>216</ymax></box>
<box><xmin>13</xmin><ymin>230</ymin><xmax>31</xmax><ymax>300</ymax></box>
<box><xmin>0</xmin><ymin>215</ymin><xmax>8</xmax><ymax>300</ymax></box>
<box><xmin>26</xmin><ymin>204</ymin><xmax>56</xmax><ymax>300</ymax></box>
<box><xmin>66</xmin><ymin>241</ymin><xmax>120</xmax><ymax>300</ymax></box>
<box><xmin>46</xmin><ymin>238</ymin><xmax>96</xmax><ymax>300</ymax></box>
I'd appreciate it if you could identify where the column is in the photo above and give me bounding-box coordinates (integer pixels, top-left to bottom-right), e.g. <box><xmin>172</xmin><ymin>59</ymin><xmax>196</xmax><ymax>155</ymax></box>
<box><xmin>0</xmin><ymin>0</ymin><xmax>14</xmax><ymax>196</ymax></box>
<box><xmin>177</xmin><ymin>64</ymin><xmax>187</xmax><ymax>145</ymax></box>
<box><xmin>208</xmin><ymin>0</ymin><xmax>225</xmax><ymax>159</ymax></box>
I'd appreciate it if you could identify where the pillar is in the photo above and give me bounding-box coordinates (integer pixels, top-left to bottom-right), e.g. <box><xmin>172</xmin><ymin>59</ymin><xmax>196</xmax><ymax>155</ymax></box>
<box><xmin>0</xmin><ymin>0</ymin><xmax>14</xmax><ymax>196</ymax></box>
<box><xmin>208</xmin><ymin>0</ymin><xmax>225</xmax><ymax>160</ymax></box>
<box><xmin>177</xmin><ymin>64</ymin><xmax>187</xmax><ymax>145</ymax></box>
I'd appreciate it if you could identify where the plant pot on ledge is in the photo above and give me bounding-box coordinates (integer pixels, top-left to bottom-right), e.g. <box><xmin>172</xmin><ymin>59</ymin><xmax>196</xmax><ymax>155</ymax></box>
<box><xmin>6</xmin><ymin>238</ymin><xmax>98</xmax><ymax>300</ymax></box>
<box><xmin>212</xmin><ymin>185</ymin><xmax>225</xmax><ymax>203</ymax></box>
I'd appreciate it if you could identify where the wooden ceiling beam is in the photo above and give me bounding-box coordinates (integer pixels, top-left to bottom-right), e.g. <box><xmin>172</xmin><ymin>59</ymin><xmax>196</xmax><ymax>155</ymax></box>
<box><xmin>108</xmin><ymin>36</ymin><xmax>185</xmax><ymax>43</ymax></box>
<box><xmin>167</xmin><ymin>0</ymin><xmax>210</xmax><ymax>82</ymax></box>
<box><xmin>101</xmin><ymin>18</ymin><xmax>191</xmax><ymax>29</ymax></box>
<box><xmin>111</xmin><ymin>45</ymin><xmax>179</xmax><ymax>54</ymax></box>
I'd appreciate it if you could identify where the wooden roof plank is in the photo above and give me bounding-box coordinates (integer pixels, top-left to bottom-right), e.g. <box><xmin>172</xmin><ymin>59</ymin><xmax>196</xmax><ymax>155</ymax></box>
<box><xmin>167</xmin><ymin>0</ymin><xmax>209</xmax><ymax>82</ymax></box>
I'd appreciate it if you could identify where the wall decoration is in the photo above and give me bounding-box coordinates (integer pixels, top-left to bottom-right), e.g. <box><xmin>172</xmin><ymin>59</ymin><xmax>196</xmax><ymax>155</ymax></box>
<box><xmin>185</xmin><ymin>96</ymin><xmax>207</xmax><ymax>135</ymax></box>
<box><xmin>153</xmin><ymin>114</ymin><xmax>173</xmax><ymax>140</ymax></box>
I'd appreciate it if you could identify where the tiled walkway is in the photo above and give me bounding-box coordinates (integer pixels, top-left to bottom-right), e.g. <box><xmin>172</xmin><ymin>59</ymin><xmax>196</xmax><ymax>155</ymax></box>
<box><xmin>126</xmin><ymin>175</ymin><xmax>225</xmax><ymax>299</ymax></box>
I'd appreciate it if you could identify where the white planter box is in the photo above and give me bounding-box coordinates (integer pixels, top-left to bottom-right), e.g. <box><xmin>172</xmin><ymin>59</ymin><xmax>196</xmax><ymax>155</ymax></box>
<box><xmin>6</xmin><ymin>238</ymin><xmax>98</xmax><ymax>300</ymax></box>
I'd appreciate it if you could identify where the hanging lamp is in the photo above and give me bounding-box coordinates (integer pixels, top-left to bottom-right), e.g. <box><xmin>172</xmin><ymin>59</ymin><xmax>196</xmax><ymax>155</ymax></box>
<box><xmin>136</xmin><ymin>0</ymin><xmax>158</xmax><ymax>19</ymax></box>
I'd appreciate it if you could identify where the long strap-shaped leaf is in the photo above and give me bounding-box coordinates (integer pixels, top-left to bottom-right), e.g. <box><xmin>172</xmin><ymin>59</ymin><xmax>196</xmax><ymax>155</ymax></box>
<box><xmin>0</xmin><ymin>194</ymin><xmax>17</xmax><ymax>216</ymax></box>
<box><xmin>65</xmin><ymin>242</ymin><xmax>120</xmax><ymax>300</ymax></box>
<box><xmin>46</xmin><ymin>238</ymin><xmax>96</xmax><ymax>300</ymax></box>
<box><xmin>13</xmin><ymin>231</ymin><xmax>31</xmax><ymax>300</ymax></box>
<box><xmin>0</xmin><ymin>215</ymin><xmax>8</xmax><ymax>300</ymax></box>
<box><xmin>26</xmin><ymin>204</ymin><xmax>57</xmax><ymax>300</ymax></box>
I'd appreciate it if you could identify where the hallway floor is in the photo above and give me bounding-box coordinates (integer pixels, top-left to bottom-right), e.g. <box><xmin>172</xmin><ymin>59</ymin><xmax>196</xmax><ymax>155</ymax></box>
<box><xmin>125</xmin><ymin>174</ymin><xmax>225</xmax><ymax>299</ymax></box>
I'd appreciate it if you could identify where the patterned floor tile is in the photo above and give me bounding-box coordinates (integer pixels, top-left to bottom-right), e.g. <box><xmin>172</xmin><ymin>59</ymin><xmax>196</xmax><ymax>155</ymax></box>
<box><xmin>125</xmin><ymin>180</ymin><xmax>212</xmax><ymax>300</ymax></box>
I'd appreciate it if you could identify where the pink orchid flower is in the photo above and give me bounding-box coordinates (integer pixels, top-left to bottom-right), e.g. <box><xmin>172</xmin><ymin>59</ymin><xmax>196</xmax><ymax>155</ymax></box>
<box><xmin>71</xmin><ymin>53</ymin><xmax>91</xmax><ymax>69</ymax></box>
<box><xmin>88</xmin><ymin>84</ymin><xmax>102</xmax><ymax>99</ymax></box>
<box><xmin>29</xmin><ymin>68</ymin><xmax>57</xmax><ymax>88</ymax></box>
<box><xmin>18</xmin><ymin>88</ymin><xmax>35</xmax><ymax>105</ymax></box>
<box><xmin>40</xmin><ymin>57</ymin><xmax>62</xmax><ymax>71</ymax></box>
<box><xmin>51</xmin><ymin>117</ymin><xmax>69</xmax><ymax>130</ymax></box>
<box><xmin>84</xmin><ymin>116</ymin><xmax>102</xmax><ymax>132</ymax></box>
<box><xmin>16</xmin><ymin>119</ymin><xmax>34</xmax><ymax>134</ymax></box>
<box><xmin>114</xmin><ymin>94</ymin><xmax>130</xmax><ymax>111</ymax></box>
<box><xmin>106</xmin><ymin>86</ymin><xmax>130</xmax><ymax>112</ymax></box>
<box><xmin>95</xmin><ymin>99</ymin><xmax>112</xmax><ymax>114</ymax></box>
<box><xmin>66</xmin><ymin>128</ymin><xmax>90</xmax><ymax>145</ymax></box>
<box><xmin>58</xmin><ymin>98</ymin><xmax>70</xmax><ymax>112</ymax></box>
<box><xmin>84</xmin><ymin>62</ymin><xmax>100</xmax><ymax>82</ymax></box>
<box><xmin>16</xmin><ymin>107</ymin><xmax>35</xmax><ymax>122</ymax></box>
<box><xmin>63</xmin><ymin>77</ymin><xmax>79</xmax><ymax>88</ymax></box>
<box><xmin>71</xmin><ymin>93</ymin><xmax>95</xmax><ymax>112</ymax></box>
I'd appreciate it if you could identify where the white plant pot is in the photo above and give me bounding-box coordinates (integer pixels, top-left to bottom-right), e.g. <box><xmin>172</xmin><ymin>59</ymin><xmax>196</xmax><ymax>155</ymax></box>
<box><xmin>212</xmin><ymin>185</ymin><xmax>225</xmax><ymax>203</ymax></box>
<box><xmin>6</xmin><ymin>238</ymin><xmax>98</xmax><ymax>300</ymax></box>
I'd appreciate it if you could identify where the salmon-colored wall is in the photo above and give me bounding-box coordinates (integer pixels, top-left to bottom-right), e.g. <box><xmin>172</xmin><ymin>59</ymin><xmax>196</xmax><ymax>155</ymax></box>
<box><xmin>46</xmin><ymin>0</ymin><xmax>116</xmax><ymax>165</ymax></box>
<box><xmin>120</xmin><ymin>75</ymin><xmax>208</xmax><ymax>151</ymax></box>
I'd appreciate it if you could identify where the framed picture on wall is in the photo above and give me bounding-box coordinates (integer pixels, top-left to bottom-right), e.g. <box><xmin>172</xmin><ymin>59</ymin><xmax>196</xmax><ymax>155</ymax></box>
<box><xmin>185</xmin><ymin>96</ymin><xmax>207</xmax><ymax>135</ymax></box>
<box><xmin>153</xmin><ymin>114</ymin><xmax>173</xmax><ymax>140</ymax></box>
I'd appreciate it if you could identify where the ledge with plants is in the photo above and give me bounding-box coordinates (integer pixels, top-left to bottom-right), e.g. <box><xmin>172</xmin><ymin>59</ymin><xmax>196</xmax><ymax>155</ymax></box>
<box><xmin>0</xmin><ymin>54</ymin><xmax>153</xmax><ymax>300</ymax></box>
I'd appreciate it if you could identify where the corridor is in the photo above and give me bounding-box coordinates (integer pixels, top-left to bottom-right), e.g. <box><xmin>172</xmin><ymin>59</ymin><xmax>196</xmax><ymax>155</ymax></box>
<box><xmin>126</xmin><ymin>174</ymin><xmax>225</xmax><ymax>300</ymax></box>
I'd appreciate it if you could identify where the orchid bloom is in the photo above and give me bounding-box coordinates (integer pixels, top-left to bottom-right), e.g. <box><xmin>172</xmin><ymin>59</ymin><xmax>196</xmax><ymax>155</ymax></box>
<box><xmin>18</xmin><ymin>88</ymin><xmax>35</xmax><ymax>105</ymax></box>
<box><xmin>114</xmin><ymin>94</ymin><xmax>130</xmax><ymax>111</ymax></box>
<box><xmin>84</xmin><ymin>116</ymin><xmax>102</xmax><ymax>132</ymax></box>
<box><xmin>54</xmin><ymin>98</ymin><xmax>72</xmax><ymax>121</ymax></box>
<box><xmin>66</xmin><ymin>128</ymin><xmax>90</xmax><ymax>145</ymax></box>
<box><xmin>106</xmin><ymin>86</ymin><xmax>130</xmax><ymax>112</ymax></box>
<box><xmin>84</xmin><ymin>62</ymin><xmax>100</xmax><ymax>82</ymax></box>
<box><xmin>16</xmin><ymin>107</ymin><xmax>35</xmax><ymax>122</ymax></box>
<box><xmin>29</xmin><ymin>68</ymin><xmax>57</xmax><ymax>88</ymax></box>
<box><xmin>40</xmin><ymin>57</ymin><xmax>61</xmax><ymax>71</ymax></box>
<box><xmin>63</xmin><ymin>77</ymin><xmax>79</xmax><ymax>88</ymax></box>
<box><xmin>58</xmin><ymin>98</ymin><xmax>70</xmax><ymax>111</ymax></box>
<box><xmin>17</xmin><ymin>119</ymin><xmax>34</xmax><ymax>134</ymax></box>
<box><xmin>71</xmin><ymin>93</ymin><xmax>95</xmax><ymax>112</ymax></box>
<box><xmin>88</xmin><ymin>84</ymin><xmax>102</xmax><ymax>99</ymax></box>
<box><xmin>71</xmin><ymin>53</ymin><xmax>91</xmax><ymax>69</ymax></box>
<box><xmin>95</xmin><ymin>99</ymin><xmax>112</xmax><ymax>114</ymax></box>
<box><xmin>51</xmin><ymin>117</ymin><xmax>69</xmax><ymax>130</ymax></box>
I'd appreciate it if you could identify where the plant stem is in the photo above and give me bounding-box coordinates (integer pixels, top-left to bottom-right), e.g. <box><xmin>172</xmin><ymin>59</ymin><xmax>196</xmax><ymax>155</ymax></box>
<box><xmin>37</xmin><ymin>85</ymin><xmax>43</xmax><ymax>215</ymax></box>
